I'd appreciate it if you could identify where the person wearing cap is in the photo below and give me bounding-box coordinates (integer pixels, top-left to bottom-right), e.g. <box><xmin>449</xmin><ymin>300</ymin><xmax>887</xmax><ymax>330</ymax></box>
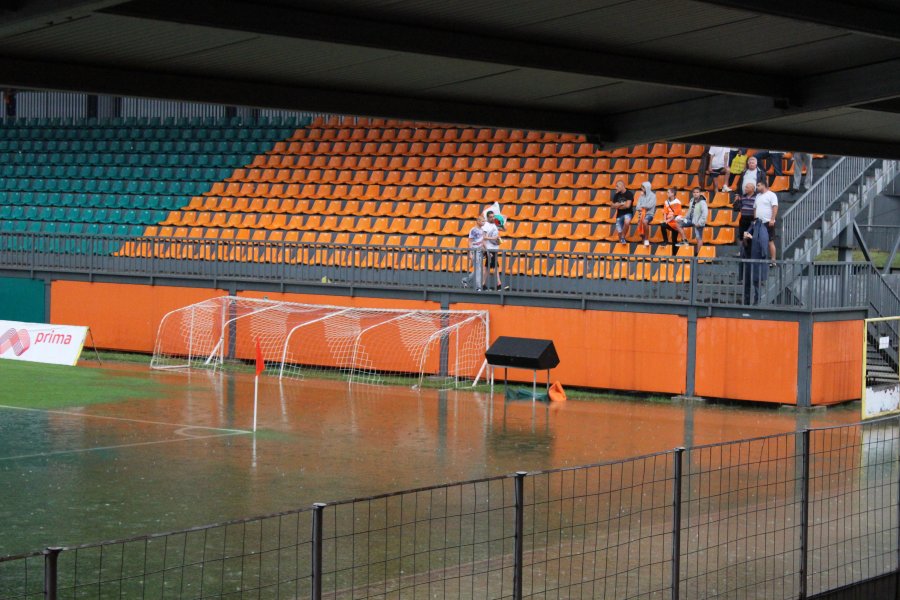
<box><xmin>612</xmin><ymin>179</ymin><xmax>634</xmax><ymax>244</ymax></box>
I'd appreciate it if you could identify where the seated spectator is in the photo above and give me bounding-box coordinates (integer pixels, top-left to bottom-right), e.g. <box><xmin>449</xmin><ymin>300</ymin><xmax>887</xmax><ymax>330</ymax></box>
<box><xmin>791</xmin><ymin>152</ymin><xmax>814</xmax><ymax>192</ymax></box>
<box><xmin>706</xmin><ymin>146</ymin><xmax>732</xmax><ymax>193</ymax></box>
<box><xmin>753</xmin><ymin>149</ymin><xmax>784</xmax><ymax>176</ymax></box>
<box><xmin>738</xmin><ymin>156</ymin><xmax>768</xmax><ymax>192</ymax></box>
<box><xmin>731</xmin><ymin>181</ymin><xmax>757</xmax><ymax>257</ymax></box>
<box><xmin>633</xmin><ymin>180</ymin><xmax>657</xmax><ymax>247</ymax></box>
<box><xmin>660</xmin><ymin>187</ymin><xmax>682</xmax><ymax>251</ymax></box>
<box><xmin>674</xmin><ymin>187</ymin><xmax>709</xmax><ymax>249</ymax></box>
<box><xmin>611</xmin><ymin>179</ymin><xmax>634</xmax><ymax>244</ymax></box>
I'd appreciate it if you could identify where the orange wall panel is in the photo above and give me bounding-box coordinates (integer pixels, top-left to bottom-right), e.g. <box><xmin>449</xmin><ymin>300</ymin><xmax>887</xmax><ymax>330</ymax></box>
<box><xmin>453</xmin><ymin>303</ymin><xmax>687</xmax><ymax>394</ymax></box>
<box><xmin>50</xmin><ymin>281</ymin><xmax>226</xmax><ymax>353</ymax></box>
<box><xmin>695</xmin><ymin>318</ymin><xmax>798</xmax><ymax>404</ymax></box>
<box><xmin>811</xmin><ymin>320</ymin><xmax>863</xmax><ymax>405</ymax></box>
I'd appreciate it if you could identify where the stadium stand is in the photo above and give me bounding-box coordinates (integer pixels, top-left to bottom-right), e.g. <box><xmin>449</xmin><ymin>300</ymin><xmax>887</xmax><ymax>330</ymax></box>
<box><xmin>0</xmin><ymin>115</ymin><xmax>798</xmax><ymax>274</ymax></box>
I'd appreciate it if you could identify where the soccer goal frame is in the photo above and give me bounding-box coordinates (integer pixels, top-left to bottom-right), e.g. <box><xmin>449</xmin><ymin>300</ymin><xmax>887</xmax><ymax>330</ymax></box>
<box><xmin>151</xmin><ymin>296</ymin><xmax>490</xmax><ymax>389</ymax></box>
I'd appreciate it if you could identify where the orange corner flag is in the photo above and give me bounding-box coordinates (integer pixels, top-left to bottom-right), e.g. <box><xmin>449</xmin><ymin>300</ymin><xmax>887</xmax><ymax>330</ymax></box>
<box><xmin>255</xmin><ymin>338</ymin><xmax>264</xmax><ymax>376</ymax></box>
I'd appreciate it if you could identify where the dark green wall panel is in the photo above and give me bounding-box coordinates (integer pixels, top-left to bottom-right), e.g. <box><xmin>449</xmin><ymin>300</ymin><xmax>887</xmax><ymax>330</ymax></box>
<box><xmin>0</xmin><ymin>277</ymin><xmax>45</xmax><ymax>322</ymax></box>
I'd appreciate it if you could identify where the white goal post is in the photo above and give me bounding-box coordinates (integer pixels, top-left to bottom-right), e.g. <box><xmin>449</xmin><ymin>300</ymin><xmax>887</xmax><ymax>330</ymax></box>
<box><xmin>151</xmin><ymin>296</ymin><xmax>490</xmax><ymax>388</ymax></box>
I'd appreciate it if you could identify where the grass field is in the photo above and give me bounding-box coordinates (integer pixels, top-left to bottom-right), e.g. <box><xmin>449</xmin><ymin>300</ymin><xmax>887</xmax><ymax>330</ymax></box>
<box><xmin>0</xmin><ymin>358</ymin><xmax>174</xmax><ymax>409</ymax></box>
<box><xmin>816</xmin><ymin>248</ymin><xmax>900</xmax><ymax>270</ymax></box>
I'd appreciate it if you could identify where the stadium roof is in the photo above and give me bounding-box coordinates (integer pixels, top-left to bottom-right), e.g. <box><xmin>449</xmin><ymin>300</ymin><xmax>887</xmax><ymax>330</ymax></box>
<box><xmin>1</xmin><ymin>0</ymin><xmax>899</xmax><ymax>157</ymax></box>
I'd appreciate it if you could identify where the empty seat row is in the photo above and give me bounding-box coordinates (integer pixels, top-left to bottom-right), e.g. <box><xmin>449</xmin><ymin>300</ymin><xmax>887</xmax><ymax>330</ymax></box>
<box><xmin>0</xmin><ymin>205</ymin><xmax>165</xmax><ymax>225</ymax></box>
<box><xmin>0</xmin><ymin>192</ymin><xmax>184</xmax><ymax>210</ymax></box>
<box><xmin>0</xmin><ymin>152</ymin><xmax>258</xmax><ymax>168</ymax></box>
<box><xmin>213</xmin><ymin>169</ymin><xmax>702</xmax><ymax>189</ymax></box>
<box><xmin>0</xmin><ymin>178</ymin><xmax>210</xmax><ymax>195</ymax></box>
<box><xmin>273</xmin><ymin>141</ymin><xmax>703</xmax><ymax>159</ymax></box>
<box><xmin>0</xmin><ymin>164</ymin><xmax>232</xmax><ymax>182</ymax></box>
<box><xmin>0</xmin><ymin>139</ymin><xmax>276</xmax><ymax>154</ymax></box>
<box><xmin>248</xmin><ymin>154</ymin><xmax>704</xmax><ymax>175</ymax></box>
<box><xmin>0</xmin><ymin>220</ymin><xmax>143</xmax><ymax>237</ymax></box>
<box><xmin>2</xmin><ymin>116</ymin><xmax>303</xmax><ymax>129</ymax></box>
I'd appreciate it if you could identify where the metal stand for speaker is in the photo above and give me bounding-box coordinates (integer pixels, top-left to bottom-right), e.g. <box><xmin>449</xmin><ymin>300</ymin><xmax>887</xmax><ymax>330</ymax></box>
<box><xmin>502</xmin><ymin>367</ymin><xmax>551</xmax><ymax>401</ymax></box>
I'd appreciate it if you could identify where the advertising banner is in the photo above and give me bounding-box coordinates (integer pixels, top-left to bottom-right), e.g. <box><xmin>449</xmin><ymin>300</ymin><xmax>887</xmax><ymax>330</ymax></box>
<box><xmin>0</xmin><ymin>320</ymin><xmax>88</xmax><ymax>366</ymax></box>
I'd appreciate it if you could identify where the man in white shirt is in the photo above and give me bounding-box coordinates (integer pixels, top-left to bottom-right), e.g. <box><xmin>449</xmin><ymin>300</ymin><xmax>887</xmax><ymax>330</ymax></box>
<box><xmin>462</xmin><ymin>215</ymin><xmax>485</xmax><ymax>291</ymax></box>
<box><xmin>482</xmin><ymin>211</ymin><xmax>508</xmax><ymax>291</ymax></box>
<box><xmin>707</xmin><ymin>146</ymin><xmax>732</xmax><ymax>193</ymax></box>
<box><xmin>754</xmin><ymin>180</ymin><xmax>779</xmax><ymax>262</ymax></box>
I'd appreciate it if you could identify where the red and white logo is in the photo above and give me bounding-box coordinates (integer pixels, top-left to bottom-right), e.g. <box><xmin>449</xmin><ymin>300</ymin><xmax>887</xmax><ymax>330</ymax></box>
<box><xmin>0</xmin><ymin>328</ymin><xmax>31</xmax><ymax>357</ymax></box>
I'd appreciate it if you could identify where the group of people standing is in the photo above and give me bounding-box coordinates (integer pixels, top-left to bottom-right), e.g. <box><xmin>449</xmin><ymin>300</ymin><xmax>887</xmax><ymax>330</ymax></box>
<box><xmin>459</xmin><ymin>148</ymin><xmax>815</xmax><ymax>291</ymax></box>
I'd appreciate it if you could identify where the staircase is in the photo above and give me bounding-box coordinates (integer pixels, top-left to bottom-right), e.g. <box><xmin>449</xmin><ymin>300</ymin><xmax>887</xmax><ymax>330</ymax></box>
<box><xmin>781</xmin><ymin>157</ymin><xmax>899</xmax><ymax>263</ymax></box>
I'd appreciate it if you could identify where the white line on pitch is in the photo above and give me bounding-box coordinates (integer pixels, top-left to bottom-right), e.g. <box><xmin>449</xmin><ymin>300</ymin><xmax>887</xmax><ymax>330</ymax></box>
<box><xmin>0</xmin><ymin>404</ymin><xmax>251</xmax><ymax>434</ymax></box>
<box><xmin>0</xmin><ymin>431</ymin><xmax>248</xmax><ymax>462</ymax></box>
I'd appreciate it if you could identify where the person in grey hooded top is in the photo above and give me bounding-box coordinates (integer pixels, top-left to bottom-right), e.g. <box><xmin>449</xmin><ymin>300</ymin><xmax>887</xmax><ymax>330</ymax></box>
<box><xmin>633</xmin><ymin>180</ymin><xmax>657</xmax><ymax>246</ymax></box>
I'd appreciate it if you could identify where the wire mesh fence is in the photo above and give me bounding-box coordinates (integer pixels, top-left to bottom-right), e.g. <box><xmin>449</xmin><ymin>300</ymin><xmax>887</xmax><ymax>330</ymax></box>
<box><xmin>1</xmin><ymin>419</ymin><xmax>897</xmax><ymax>599</ymax></box>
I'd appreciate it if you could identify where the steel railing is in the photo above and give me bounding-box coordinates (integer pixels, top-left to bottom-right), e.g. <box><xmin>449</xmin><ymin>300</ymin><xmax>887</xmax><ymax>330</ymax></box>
<box><xmin>780</xmin><ymin>156</ymin><xmax>876</xmax><ymax>253</ymax></box>
<box><xmin>0</xmin><ymin>232</ymin><xmax>884</xmax><ymax>312</ymax></box>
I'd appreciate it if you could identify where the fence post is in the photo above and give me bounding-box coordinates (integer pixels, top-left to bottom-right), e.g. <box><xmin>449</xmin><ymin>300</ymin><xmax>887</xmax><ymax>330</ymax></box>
<box><xmin>312</xmin><ymin>502</ymin><xmax>326</xmax><ymax>600</ymax></box>
<box><xmin>43</xmin><ymin>547</ymin><xmax>62</xmax><ymax>600</ymax></box>
<box><xmin>799</xmin><ymin>429</ymin><xmax>810</xmax><ymax>600</ymax></box>
<box><xmin>672</xmin><ymin>448</ymin><xmax>684</xmax><ymax>600</ymax></box>
<box><xmin>514</xmin><ymin>471</ymin><xmax>526</xmax><ymax>600</ymax></box>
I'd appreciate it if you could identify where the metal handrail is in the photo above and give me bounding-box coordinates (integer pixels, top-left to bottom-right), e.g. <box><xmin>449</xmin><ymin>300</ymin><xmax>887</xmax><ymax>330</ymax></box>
<box><xmin>780</xmin><ymin>156</ymin><xmax>876</xmax><ymax>251</ymax></box>
<box><xmin>0</xmin><ymin>232</ymin><xmax>883</xmax><ymax>312</ymax></box>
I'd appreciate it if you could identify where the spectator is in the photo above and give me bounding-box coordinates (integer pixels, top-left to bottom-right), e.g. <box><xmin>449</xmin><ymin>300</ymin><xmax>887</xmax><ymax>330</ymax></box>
<box><xmin>753</xmin><ymin>149</ymin><xmax>784</xmax><ymax>177</ymax></box>
<box><xmin>791</xmin><ymin>152</ymin><xmax>814</xmax><ymax>192</ymax></box>
<box><xmin>754</xmin><ymin>180</ymin><xmax>779</xmax><ymax>264</ymax></box>
<box><xmin>742</xmin><ymin>219</ymin><xmax>770</xmax><ymax>305</ymax></box>
<box><xmin>674</xmin><ymin>187</ymin><xmax>709</xmax><ymax>249</ymax></box>
<box><xmin>738</xmin><ymin>155</ymin><xmax>768</xmax><ymax>192</ymax></box>
<box><xmin>482</xmin><ymin>211</ymin><xmax>508</xmax><ymax>291</ymax></box>
<box><xmin>612</xmin><ymin>179</ymin><xmax>634</xmax><ymax>244</ymax></box>
<box><xmin>706</xmin><ymin>146</ymin><xmax>732</xmax><ymax>193</ymax></box>
<box><xmin>462</xmin><ymin>215</ymin><xmax>485</xmax><ymax>291</ymax></box>
<box><xmin>727</xmin><ymin>148</ymin><xmax>748</xmax><ymax>190</ymax></box>
<box><xmin>633</xmin><ymin>180</ymin><xmax>657</xmax><ymax>247</ymax></box>
<box><xmin>732</xmin><ymin>181</ymin><xmax>757</xmax><ymax>257</ymax></box>
<box><xmin>660</xmin><ymin>187</ymin><xmax>682</xmax><ymax>251</ymax></box>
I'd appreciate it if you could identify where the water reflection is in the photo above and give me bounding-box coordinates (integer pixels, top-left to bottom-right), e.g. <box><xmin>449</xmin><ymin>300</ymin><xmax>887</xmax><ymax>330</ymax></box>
<box><xmin>0</xmin><ymin>362</ymin><xmax>860</xmax><ymax>556</ymax></box>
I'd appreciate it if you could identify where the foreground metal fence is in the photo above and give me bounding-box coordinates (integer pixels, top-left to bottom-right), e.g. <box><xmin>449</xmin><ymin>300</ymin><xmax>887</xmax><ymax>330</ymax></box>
<box><xmin>1</xmin><ymin>418</ymin><xmax>898</xmax><ymax>599</ymax></box>
<box><xmin>0</xmin><ymin>233</ymin><xmax>884</xmax><ymax>311</ymax></box>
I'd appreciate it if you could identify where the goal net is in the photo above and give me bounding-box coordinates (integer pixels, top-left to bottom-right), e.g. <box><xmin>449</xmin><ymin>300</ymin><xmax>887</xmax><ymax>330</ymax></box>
<box><xmin>151</xmin><ymin>296</ymin><xmax>489</xmax><ymax>388</ymax></box>
<box><xmin>863</xmin><ymin>316</ymin><xmax>900</xmax><ymax>419</ymax></box>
